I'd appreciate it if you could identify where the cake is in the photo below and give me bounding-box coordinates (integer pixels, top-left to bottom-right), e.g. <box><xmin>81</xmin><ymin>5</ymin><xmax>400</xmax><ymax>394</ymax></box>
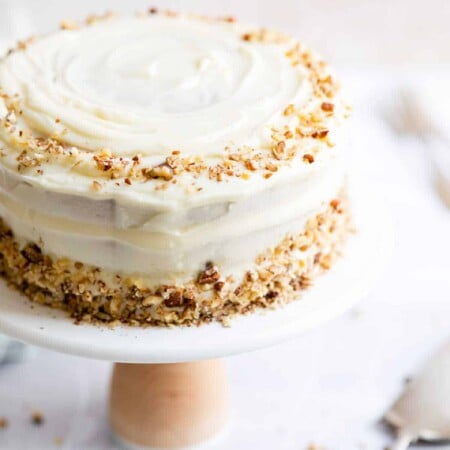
<box><xmin>0</xmin><ymin>10</ymin><xmax>351</xmax><ymax>326</ymax></box>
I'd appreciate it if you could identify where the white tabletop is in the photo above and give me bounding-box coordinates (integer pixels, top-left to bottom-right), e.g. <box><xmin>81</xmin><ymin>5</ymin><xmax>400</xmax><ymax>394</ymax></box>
<box><xmin>0</xmin><ymin>69</ymin><xmax>449</xmax><ymax>450</ymax></box>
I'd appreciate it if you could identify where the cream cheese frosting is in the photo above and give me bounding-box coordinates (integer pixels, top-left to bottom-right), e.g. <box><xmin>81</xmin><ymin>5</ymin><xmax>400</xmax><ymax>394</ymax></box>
<box><xmin>0</xmin><ymin>16</ymin><xmax>306</xmax><ymax>156</ymax></box>
<box><xmin>0</xmin><ymin>12</ymin><xmax>349</xmax><ymax>285</ymax></box>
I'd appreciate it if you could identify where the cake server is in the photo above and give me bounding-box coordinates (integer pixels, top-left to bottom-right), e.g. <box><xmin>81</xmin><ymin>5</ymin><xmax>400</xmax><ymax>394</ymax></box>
<box><xmin>384</xmin><ymin>340</ymin><xmax>450</xmax><ymax>450</ymax></box>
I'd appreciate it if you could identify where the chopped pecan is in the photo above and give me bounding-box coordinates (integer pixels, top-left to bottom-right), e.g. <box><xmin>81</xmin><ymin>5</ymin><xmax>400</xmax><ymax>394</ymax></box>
<box><xmin>272</xmin><ymin>141</ymin><xmax>287</xmax><ymax>160</ymax></box>
<box><xmin>265</xmin><ymin>290</ymin><xmax>279</xmax><ymax>300</ymax></box>
<box><xmin>182</xmin><ymin>289</ymin><xmax>196</xmax><ymax>307</ymax></box>
<box><xmin>214</xmin><ymin>281</ymin><xmax>225</xmax><ymax>292</ymax></box>
<box><xmin>144</xmin><ymin>163</ymin><xmax>174</xmax><ymax>181</ymax></box>
<box><xmin>198</xmin><ymin>262</ymin><xmax>221</xmax><ymax>285</ymax></box>
<box><xmin>164</xmin><ymin>290</ymin><xmax>183</xmax><ymax>307</ymax></box>
<box><xmin>311</xmin><ymin>130</ymin><xmax>329</xmax><ymax>139</ymax></box>
<box><xmin>21</xmin><ymin>244</ymin><xmax>43</xmax><ymax>264</ymax></box>
<box><xmin>321</xmin><ymin>102</ymin><xmax>334</xmax><ymax>112</ymax></box>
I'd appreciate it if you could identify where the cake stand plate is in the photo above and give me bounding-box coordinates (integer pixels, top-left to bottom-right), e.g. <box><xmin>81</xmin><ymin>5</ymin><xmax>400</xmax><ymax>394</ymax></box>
<box><xmin>0</xmin><ymin>185</ymin><xmax>393</xmax><ymax>449</ymax></box>
<box><xmin>0</xmin><ymin>187</ymin><xmax>393</xmax><ymax>364</ymax></box>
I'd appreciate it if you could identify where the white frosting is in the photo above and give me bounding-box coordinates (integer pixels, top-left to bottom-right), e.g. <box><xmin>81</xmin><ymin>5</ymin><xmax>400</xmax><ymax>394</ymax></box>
<box><xmin>0</xmin><ymin>16</ymin><xmax>305</xmax><ymax>156</ymax></box>
<box><xmin>0</xmin><ymin>14</ymin><xmax>348</xmax><ymax>284</ymax></box>
<box><xmin>0</xmin><ymin>156</ymin><xmax>344</xmax><ymax>282</ymax></box>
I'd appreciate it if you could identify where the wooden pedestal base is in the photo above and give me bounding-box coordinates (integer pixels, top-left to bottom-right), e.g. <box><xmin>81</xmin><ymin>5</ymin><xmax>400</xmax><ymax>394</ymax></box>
<box><xmin>110</xmin><ymin>359</ymin><xmax>229</xmax><ymax>449</ymax></box>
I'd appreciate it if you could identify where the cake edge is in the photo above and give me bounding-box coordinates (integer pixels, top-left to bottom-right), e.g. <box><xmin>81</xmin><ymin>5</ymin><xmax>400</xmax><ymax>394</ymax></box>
<box><xmin>0</xmin><ymin>187</ymin><xmax>352</xmax><ymax>327</ymax></box>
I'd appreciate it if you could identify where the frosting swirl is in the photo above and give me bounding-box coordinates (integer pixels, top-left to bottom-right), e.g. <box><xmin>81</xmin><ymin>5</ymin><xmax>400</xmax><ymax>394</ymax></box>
<box><xmin>0</xmin><ymin>16</ymin><xmax>306</xmax><ymax>156</ymax></box>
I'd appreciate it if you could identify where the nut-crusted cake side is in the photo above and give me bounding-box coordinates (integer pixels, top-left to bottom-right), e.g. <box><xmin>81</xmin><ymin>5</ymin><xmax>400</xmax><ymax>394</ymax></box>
<box><xmin>0</xmin><ymin>192</ymin><xmax>350</xmax><ymax>326</ymax></box>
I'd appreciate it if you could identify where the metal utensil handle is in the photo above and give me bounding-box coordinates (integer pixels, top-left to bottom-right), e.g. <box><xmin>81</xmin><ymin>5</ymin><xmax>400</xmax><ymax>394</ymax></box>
<box><xmin>392</xmin><ymin>431</ymin><xmax>415</xmax><ymax>450</ymax></box>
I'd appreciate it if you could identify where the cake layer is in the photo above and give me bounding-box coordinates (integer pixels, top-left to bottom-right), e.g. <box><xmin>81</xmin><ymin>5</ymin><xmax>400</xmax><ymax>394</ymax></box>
<box><xmin>0</xmin><ymin>153</ymin><xmax>344</xmax><ymax>282</ymax></box>
<box><xmin>0</xmin><ymin>190</ymin><xmax>351</xmax><ymax>326</ymax></box>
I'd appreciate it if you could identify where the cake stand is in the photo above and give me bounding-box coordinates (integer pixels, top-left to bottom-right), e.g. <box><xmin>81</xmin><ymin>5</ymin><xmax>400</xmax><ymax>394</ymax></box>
<box><xmin>0</xmin><ymin>187</ymin><xmax>393</xmax><ymax>450</ymax></box>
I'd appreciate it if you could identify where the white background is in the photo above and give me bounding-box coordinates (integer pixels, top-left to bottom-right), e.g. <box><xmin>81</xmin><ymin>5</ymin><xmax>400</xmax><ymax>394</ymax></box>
<box><xmin>1</xmin><ymin>0</ymin><xmax>450</xmax><ymax>65</ymax></box>
<box><xmin>0</xmin><ymin>1</ymin><xmax>449</xmax><ymax>449</ymax></box>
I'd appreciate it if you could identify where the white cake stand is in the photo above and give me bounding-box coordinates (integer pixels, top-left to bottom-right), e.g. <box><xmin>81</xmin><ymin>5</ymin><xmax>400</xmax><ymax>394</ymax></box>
<box><xmin>0</xmin><ymin>187</ymin><xmax>392</xmax><ymax>449</ymax></box>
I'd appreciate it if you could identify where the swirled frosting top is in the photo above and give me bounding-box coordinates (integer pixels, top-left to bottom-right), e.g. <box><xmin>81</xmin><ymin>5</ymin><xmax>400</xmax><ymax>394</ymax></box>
<box><xmin>0</xmin><ymin>12</ymin><xmax>349</xmax><ymax>208</ymax></box>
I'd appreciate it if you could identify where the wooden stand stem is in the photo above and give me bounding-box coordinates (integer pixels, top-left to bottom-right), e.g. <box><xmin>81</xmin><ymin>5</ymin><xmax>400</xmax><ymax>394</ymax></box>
<box><xmin>110</xmin><ymin>359</ymin><xmax>229</xmax><ymax>449</ymax></box>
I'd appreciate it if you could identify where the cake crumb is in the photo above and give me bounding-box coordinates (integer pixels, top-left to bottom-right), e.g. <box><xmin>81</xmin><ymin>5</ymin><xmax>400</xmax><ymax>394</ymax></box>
<box><xmin>31</xmin><ymin>410</ymin><xmax>44</xmax><ymax>426</ymax></box>
<box><xmin>92</xmin><ymin>180</ymin><xmax>102</xmax><ymax>191</ymax></box>
<box><xmin>60</xmin><ymin>19</ymin><xmax>79</xmax><ymax>30</ymax></box>
<box><xmin>307</xmin><ymin>444</ymin><xmax>327</xmax><ymax>450</ymax></box>
<box><xmin>0</xmin><ymin>417</ymin><xmax>8</xmax><ymax>429</ymax></box>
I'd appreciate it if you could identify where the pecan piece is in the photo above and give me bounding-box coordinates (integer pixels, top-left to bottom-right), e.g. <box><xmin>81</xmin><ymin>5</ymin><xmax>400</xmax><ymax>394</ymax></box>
<box><xmin>198</xmin><ymin>262</ymin><xmax>221</xmax><ymax>285</ymax></box>
<box><xmin>164</xmin><ymin>290</ymin><xmax>183</xmax><ymax>307</ymax></box>
<box><xmin>21</xmin><ymin>244</ymin><xmax>43</xmax><ymax>264</ymax></box>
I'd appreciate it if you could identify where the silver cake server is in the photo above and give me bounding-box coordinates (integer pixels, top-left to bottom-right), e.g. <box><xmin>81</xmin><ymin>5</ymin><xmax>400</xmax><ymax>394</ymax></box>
<box><xmin>384</xmin><ymin>340</ymin><xmax>450</xmax><ymax>450</ymax></box>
